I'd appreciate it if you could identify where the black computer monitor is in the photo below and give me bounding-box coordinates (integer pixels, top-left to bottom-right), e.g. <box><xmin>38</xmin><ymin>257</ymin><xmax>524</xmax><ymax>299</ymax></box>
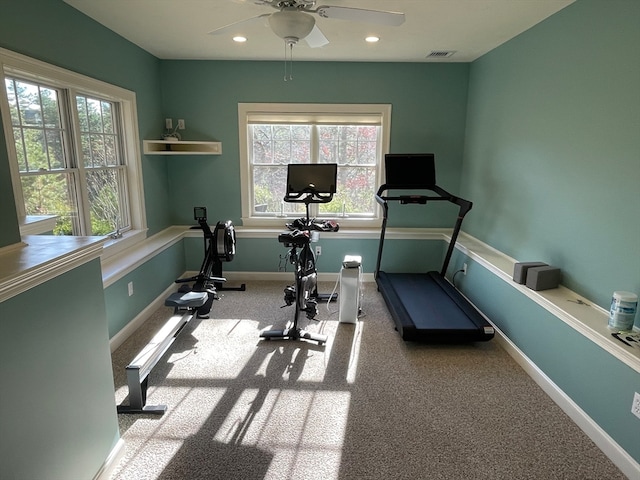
<box><xmin>384</xmin><ymin>153</ymin><xmax>436</xmax><ymax>188</ymax></box>
<box><xmin>285</xmin><ymin>163</ymin><xmax>337</xmax><ymax>200</ymax></box>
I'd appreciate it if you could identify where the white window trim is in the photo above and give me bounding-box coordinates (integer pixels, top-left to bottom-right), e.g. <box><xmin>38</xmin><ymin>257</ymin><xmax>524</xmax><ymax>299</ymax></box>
<box><xmin>0</xmin><ymin>47</ymin><xmax>147</xmax><ymax>254</ymax></box>
<box><xmin>238</xmin><ymin>103</ymin><xmax>391</xmax><ymax>228</ymax></box>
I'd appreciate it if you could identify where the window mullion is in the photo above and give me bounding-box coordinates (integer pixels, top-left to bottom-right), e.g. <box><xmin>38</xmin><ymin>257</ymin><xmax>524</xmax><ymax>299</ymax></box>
<box><xmin>66</xmin><ymin>87</ymin><xmax>92</xmax><ymax>235</ymax></box>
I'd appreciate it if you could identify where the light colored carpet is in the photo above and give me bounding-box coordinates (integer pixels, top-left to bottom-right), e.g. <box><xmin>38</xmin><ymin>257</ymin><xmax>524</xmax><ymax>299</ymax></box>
<box><xmin>110</xmin><ymin>281</ymin><xmax>626</xmax><ymax>480</ymax></box>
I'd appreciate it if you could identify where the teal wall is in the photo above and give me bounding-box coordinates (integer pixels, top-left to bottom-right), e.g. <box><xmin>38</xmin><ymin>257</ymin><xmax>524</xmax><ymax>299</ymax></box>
<box><xmin>461</xmin><ymin>0</ymin><xmax>640</xmax><ymax>310</ymax></box>
<box><xmin>159</xmin><ymin>60</ymin><xmax>470</xmax><ymax>228</ymax></box>
<box><xmin>185</xmin><ymin>236</ymin><xmax>443</xmax><ymax>275</ymax></box>
<box><xmin>0</xmin><ymin>2</ymin><xmax>168</xmax><ymax>479</ymax></box>
<box><xmin>453</xmin><ymin>251</ymin><xmax>640</xmax><ymax>464</ymax></box>
<box><xmin>457</xmin><ymin>0</ymin><xmax>640</xmax><ymax>465</ymax></box>
<box><xmin>0</xmin><ymin>259</ymin><xmax>118</xmax><ymax>479</ymax></box>
<box><xmin>104</xmin><ymin>242</ymin><xmax>187</xmax><ymax>337</ymax></box>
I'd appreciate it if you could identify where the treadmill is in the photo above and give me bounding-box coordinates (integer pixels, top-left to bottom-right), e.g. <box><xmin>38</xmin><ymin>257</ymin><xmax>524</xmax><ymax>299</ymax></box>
<box><xmin>374</xmin><ymin>153</ymin><xmax>495</xmax><ymax>343</ymax></box>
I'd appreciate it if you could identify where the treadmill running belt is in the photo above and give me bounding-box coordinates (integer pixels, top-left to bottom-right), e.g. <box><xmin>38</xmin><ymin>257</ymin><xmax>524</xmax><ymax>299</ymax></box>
<box><xmin>377</xmin><ymin>271</ymin><xmax>494</xmax><ymax>342</ymax></box>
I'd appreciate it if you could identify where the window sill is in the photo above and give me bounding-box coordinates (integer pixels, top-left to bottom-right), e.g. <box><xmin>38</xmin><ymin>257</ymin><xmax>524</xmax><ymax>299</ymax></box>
<box><xmin>18</xmin><ymin>215</ymin><xmax>58</xmax><ymax>235</ymax></box>
<box><xmin>0</xmin><ymin>235</ymin><xmax>104</xmax><ymax>303</ymax></box>
<box><xmin>452</xmin><ymin>232</ymin><xmax>640</xmax><ymax>373</ymax></box>
<box><xmin>100</xmin><ymin>229</ymin><xmax>148</xmax><ymax>262</ymax></box>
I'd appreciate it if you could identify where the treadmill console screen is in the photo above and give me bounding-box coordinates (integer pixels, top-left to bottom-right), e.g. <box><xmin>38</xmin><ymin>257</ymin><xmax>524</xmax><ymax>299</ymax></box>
<box><xmin>384</xmin><ymin>153</ymin><xmax>436</xmax><ymax>188</ymax></box>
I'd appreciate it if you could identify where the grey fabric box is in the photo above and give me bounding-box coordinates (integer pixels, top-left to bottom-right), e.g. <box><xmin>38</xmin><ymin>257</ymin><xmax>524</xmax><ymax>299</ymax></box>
<box><xmin>525</xmin><ymin>266</ymin><xmax>561</xmax><ymax>291</ymax></box>
<box><xmin>513</xmin><ymin>262</ymin><xmax>548</xmax><ymax>284</ymax></box>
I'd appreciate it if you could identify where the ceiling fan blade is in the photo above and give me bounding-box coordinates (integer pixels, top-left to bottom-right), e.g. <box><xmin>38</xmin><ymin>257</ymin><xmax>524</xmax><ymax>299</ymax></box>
<box><xmin>304</xmin><ymin>25</ymin><xmax>329</xmax><ymax>48</ymax></box>
<box><xmin>315</xmin><ymin>6</ymin><xmax>405</xmax><ymax>26</ymax></box>
<box><xmin>208</xmin><ymin>13</ymin><xmax>270</xmax><ymax>35</ymax></box>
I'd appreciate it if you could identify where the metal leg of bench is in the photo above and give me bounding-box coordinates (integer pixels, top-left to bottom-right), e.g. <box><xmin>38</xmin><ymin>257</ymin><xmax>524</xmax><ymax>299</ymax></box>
<box><xmin>117</xmin><ymin>369</ymin><xmax>167</xmax><ymax>415</ymax></box>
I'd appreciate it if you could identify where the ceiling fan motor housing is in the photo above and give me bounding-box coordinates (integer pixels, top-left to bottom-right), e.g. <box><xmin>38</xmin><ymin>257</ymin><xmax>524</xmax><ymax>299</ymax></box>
<box><xmin>268</xmin><ymin>8</ymin><xmax>316</xmax><ymax>41</ymax></box>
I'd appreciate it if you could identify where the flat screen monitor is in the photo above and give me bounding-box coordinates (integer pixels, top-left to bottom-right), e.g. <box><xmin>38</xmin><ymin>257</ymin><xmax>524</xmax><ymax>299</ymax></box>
<box><xmin>286</xmin><ymin>163</ymin><xmax>337</xmax><ymax>196</ymax></box>
<box><xmin>384</xmin><ymin>153</ymin><xmax>436</xmax><ymax>188</ymax></box>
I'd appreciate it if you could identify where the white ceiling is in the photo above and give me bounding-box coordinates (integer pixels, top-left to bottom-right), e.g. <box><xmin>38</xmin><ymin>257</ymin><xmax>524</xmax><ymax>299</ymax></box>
<box><xmin>63</xmin><ymin>0</ymin><xmax>575</xmax><ymax>63</ymax></box>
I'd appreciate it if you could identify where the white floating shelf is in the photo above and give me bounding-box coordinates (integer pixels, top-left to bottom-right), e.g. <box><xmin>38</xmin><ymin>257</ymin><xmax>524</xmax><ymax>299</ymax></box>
<box><xmin>143</xmin><ymin>140</ymin><xmax>222</xmax><ymax>155</ymax></box>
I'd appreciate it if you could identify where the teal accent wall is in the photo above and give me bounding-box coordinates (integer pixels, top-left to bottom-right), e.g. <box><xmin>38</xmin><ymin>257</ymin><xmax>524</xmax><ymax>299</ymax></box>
<box><xmin>461</xmin><ymin>0</ymin><xmax>640</xmax><ymax>310</ymax></box>
<box><xmin>159</xmin><ymin>60</ymin><xmax>470</xmax><ymax>228</ymax></box>
<box><xmin>104</xmin><ymin>242</ymin><xmax>187</xmax><ymax>337</ymax></box>
<box><xmin>185</xmin><ymin>236</ymin><xmax>443</xmax><ymax>276</ymax></box>
<box><xmin>0</xmin><ymin>260</ymin><xmax>118</xmax><ymax>479</ymax></box>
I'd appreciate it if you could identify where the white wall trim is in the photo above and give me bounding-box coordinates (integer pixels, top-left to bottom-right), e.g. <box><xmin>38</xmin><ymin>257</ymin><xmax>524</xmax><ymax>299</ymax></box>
<box><xmin>451</xmin><ymin>232</ymin><xmax>640</xmax><ymax>374</ymax></box>
<box><xmin>93</xmin><ymin>439</ymin><xmax>125</xmax><ymax>480</ymax></box>
<box><xmin>493</xmin><ymin>326</ymin><xmax>640</xmax><ymax>480</ymax></box>
<box><xmin>0</xmin><ymin>235</ymin><xmax>104</xmax><ymax>303</ymax></box>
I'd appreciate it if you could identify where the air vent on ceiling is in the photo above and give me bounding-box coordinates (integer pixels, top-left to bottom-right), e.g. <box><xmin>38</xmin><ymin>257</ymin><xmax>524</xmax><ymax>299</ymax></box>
<box><xmin>426</xmin><ymin>50</ymin><xmax>456</xmax><ymax>58</ymax></box>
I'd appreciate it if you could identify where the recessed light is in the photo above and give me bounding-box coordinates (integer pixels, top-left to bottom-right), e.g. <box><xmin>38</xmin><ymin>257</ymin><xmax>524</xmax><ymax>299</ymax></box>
<box><xmin>365</xmin><ymin>36</ymin><xmax>380</xmax><ymax>43</ymax></box>
<box><xmin>233</xmin><ymin>36</ymin><xmax>247</xmax><ymax>43</ymax></box>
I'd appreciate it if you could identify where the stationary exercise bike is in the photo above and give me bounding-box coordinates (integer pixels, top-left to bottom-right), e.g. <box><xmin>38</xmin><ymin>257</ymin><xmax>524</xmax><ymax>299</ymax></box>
<box><xmin>175</xmin><ymin>207</ymin><xmax>240</xmax><ymax>318</ymax></box>
<box><xmin>260</xmin><ymin>163</ymin><xmax>339</xmax><ymax>345</ymax></box>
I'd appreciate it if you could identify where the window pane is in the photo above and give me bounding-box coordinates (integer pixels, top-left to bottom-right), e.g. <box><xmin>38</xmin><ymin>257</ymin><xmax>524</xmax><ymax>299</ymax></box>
<box><xmin>319</xmin><ymin>166</ymin><xmax>376</xmax><ymax>216</ymax></box>
<box><xmin>6</xmin><ymin>77</ymin><xmax>66</xmax><ymax>174</ymax></box>
<box><xmin>77</xmin><ymin>95</ymin><xmax>121</xmax><ymax>168</ymax></box>
<box><xmin>76</xmin><ymin>96</ymin><xmax>88</xmax><ymax>130</ymax></box>
<box><xmin>22</xmin><ymin>128</ymin><xmax>48</xmax><ymax>172</ymax></box>
<box><xmin>253</xmin><ymin>165</ymin><xmax>287</xmax><ymax>213</ymax></box>
<box><xmin>86</xmin><ymin>168</ymin><xmax>123</xmax><ymax>235</ymax></box>
<box><xmin>45</xmin><ymin>130</ymin><xmax>64</xmax><ymax>169</ymax></box>
<box><xmin>252</xmin><ymin>124</ymin><xmax>311</xmax><ymax>165</ymax></box>
<box><xmin>41</xmin><ymin>87</ymin><xmax>61</xmax><ymax>128</ymax></box>
<box><xmin>21</xmin><ymin>172</ymin><xmax>79</xmax><ymax>235</ymax></box>
<box><xmin>101</xmin><ymin>101</ymin><xmax>113</xmax><ymax>133</ymax></box>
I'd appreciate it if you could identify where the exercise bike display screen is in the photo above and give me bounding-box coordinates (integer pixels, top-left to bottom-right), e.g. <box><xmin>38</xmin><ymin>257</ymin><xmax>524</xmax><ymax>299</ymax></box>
<box><xmin>286</xmin><ymin>163</ymin><xmax>338</xmax><ymax>197</ymax></box>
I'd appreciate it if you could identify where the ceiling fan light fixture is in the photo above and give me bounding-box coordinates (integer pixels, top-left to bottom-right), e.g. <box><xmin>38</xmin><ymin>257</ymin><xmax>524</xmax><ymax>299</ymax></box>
<box><xmin>365</xmin><ymin>36</ymin><xmax>380</xmax><ymax>43</ymax></box>
<box><xmin>269</xmin><ymin>9</ymin><xmax>315</xmax><ymax>41</ymax></box>
<box><xmin>233</xmin><ymin>36</ymin><xmax>247</xmax><ymax>43</ymax></box>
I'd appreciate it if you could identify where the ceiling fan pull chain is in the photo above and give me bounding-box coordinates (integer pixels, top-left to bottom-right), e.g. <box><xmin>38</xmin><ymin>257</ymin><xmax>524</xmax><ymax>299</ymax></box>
<box><xmin>283</xmin><ymin>40</ymin><xmax>294</xmax><ymax>81</ymax></box>
<box><xmin>289</xmin><ymin>41</ymin><xmax>294</xmax><ymax>81</ymax></box>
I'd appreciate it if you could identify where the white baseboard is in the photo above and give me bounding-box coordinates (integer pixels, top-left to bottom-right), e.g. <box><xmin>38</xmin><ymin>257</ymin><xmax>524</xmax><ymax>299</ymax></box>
<box><xmin>494</xmin><ymin>326</ymin><xmax>640</xmax><ymax>479</ymax></box>
<box><xmin>93</xmin><ymin>438</ymin><xmax>125</xmax><ymax>480</ymax></box>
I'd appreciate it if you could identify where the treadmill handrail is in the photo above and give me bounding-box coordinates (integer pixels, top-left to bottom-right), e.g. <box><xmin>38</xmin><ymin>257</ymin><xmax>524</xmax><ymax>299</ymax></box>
<box><xmin>374</xmin><ymin>183</ymin><xmax>473</xmax><ymax>277</ymax></box>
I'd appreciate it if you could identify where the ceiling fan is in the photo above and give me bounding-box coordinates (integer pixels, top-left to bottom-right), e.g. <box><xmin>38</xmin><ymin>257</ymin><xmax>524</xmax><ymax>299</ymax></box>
<box><xmin>209</xmin><ymin>0</ymin><xmax>405</xmax><ymax>49</ymax></box>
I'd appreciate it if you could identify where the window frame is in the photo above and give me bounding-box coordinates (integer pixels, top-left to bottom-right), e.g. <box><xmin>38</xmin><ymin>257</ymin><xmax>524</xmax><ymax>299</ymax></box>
<box><xmin>238</xmin><ymin>103</ymin><xmax>391</xmax><ymax>228</ymax></box>
<box><xmin>0</xmin><ymin>47</ymin><xmax>146</xmax><ymax>256</ymax></box>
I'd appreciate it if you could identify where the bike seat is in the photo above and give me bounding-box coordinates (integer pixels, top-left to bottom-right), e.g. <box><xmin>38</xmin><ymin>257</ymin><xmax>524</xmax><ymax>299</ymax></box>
<box><xmin>278</xmin><ymin>229</ymin><xmax>310</xmax><ymax>247</ymax></box>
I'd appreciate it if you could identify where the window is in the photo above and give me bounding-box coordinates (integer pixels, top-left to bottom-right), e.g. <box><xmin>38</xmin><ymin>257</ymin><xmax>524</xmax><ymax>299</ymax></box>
<box><xmin>238</xmin><ymin>103</ymin><xmax>391</xmax><ymax>228</ymax></box>
<box><xmin>0</xmin><ymin>47</ymin><xmax>145</xmax><ymax>246</ymax></box>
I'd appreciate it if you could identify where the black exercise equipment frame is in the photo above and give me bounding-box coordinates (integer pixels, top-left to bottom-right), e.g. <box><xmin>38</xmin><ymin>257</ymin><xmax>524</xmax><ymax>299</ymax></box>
<box><xmin>374</xmin><ymin>164</ymin><xmax>494</xmax><ymax>343</ymax></box>
<box><xmin>260</xmin><ymin>163</ymin><xmax>338</xmax><ymax>345</ymax></box>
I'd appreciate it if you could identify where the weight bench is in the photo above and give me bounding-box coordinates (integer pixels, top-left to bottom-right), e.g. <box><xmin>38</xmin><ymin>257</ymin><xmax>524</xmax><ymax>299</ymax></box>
<box><xmin>117</xmin><ymin>290</ymin><xmax>208</xmax><ymax>414</ymax></box>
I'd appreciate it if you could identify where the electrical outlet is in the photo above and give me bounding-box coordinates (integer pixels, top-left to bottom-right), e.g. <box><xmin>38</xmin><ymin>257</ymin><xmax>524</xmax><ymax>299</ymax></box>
<box><xmin>127</xmin><ymin>281</ymin><xmax>134</xmax><ymax>297</ymax></box>
<box><xmin>632</xmin><ymin>392</ymin><xmax>640</xmax><ymax>420</ymax></box>
<box><xmin>177</xmin><ymin>119</ymin><xmax>185</xmax><ymax>130</ymax></box>
<box><xmin>165</xmin><ymin>118</ymin><xmax>172</xmax><ymax>130</ymax></box>
<box><xmin>462</xmin><ymin>263</ymin><xmax>468</xmax><ymax>275</ymax></box>
<box><xmin>315</xmin><ymin>246</ymin><xmax>321</xmax><ymax>256</ymax></box>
